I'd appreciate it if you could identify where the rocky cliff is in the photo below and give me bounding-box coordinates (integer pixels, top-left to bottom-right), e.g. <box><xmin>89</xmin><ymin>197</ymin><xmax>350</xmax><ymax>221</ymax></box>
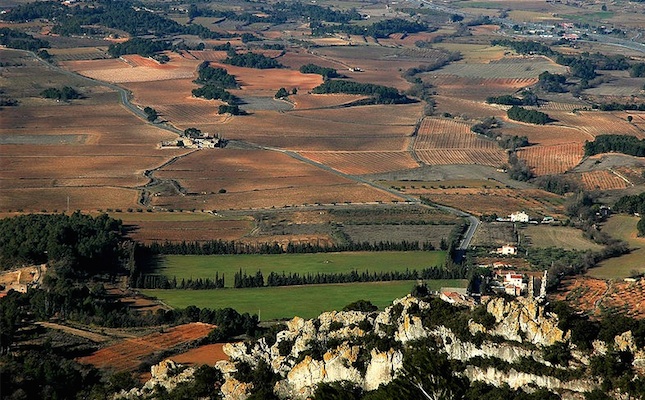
<box><xmin>128</xmin><ymin>295</ymin><xmax>645</xmax><ymax>399</ymax></box>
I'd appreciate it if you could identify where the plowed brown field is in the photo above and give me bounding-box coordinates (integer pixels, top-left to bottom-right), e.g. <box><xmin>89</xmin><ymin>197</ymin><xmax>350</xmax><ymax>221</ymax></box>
<box><xmin>77</xmin><ymin>322</ymin><xmax>215</xmax><ymax>372</ymax></box>
<box><xmin>170</xmin><ymin>343</ymin><xmax>228</xmax><ymax>366</ymax></box>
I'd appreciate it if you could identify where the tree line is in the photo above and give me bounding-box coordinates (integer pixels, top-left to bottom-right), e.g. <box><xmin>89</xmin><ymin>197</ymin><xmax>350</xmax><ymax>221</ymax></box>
<box><xmin>4</xmin><ymin>0</ymin><xmax>229</xmax><ymax>39</ymax></box>
<box><xmin>614</xmin><ymin>192</ymin><xmax>645</xmax><ymax>236</ymax></box>
<box><xmin>107</xmin><ymin>38</ymin><xmax>172</xmax><ymax>58</ymax></box>
<box><xmin>584</xmin><ymin>134</ymin><xmax>645</xmax><ymax>157</ymax></box>
<box><xmin>143</xmin><ymin>238</ymin><xmax>438</xmax><ymax>256</ymax></box>
<box><xmin>40</xmin><ymin>86</ymin><xmax>82</xmax><ymax>101</ymax></box>
<box><xmin>229</xmin><ymin>264</ymin><xmax>467</xmax><ymax>288</ymax></box>
<box><xmin>299</xmin><ymin>63</ymin><xmax>340</xmax><ymax>80</ymax></box>
<box><xmin>223</xmin><ymin>52</ymin><xmax>284</xmax><ymax>69</ymax></box>
<box><xmin>0</xmin><ymin>27</ymin><xmax>50</xmax><ymax>51</ymax></box>
<box><xmin>507</xmin><ymin>105</ymin><xmax>551</xmax><ymax>125</ymax></box>
<box><xmin>191</xmin><ymin>62</ymin><xmax>239</xmax><ymax>103</ymax></box>
<box><xmin>470</xmin><ymin>116</ymin><xmax>529</xmax><ymax>151</ymax></box>
<box><xmin>0</xmin><ymin>212</ymin><xmax>123</xmax><ymax>274</ymax></box>
<box><xmin>132</xmin><ymin>273</ymin><xmax>225</xmax><ymax>290</ymax></box>
<box><xmin>312</xmin><ymin>79</ymin><xmax>411</xmax><ymax>104</ymax></box>
<box><xmin>310</xmin><ymin>18</ymin><xmax>429</xmax><ymax>39</ymax></box>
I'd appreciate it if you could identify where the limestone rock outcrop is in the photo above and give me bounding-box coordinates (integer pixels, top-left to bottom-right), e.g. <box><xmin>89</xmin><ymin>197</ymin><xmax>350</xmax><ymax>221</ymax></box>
<box><xmin>115</xmin><ymin>359</ymin><xmax>195</xmax><ymax>399</ymax></box>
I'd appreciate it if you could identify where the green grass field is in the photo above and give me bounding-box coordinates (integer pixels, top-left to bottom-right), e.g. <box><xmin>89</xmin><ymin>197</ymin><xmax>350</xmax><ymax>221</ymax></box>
<box><xmin>589</xmin><ymin>215</ymin><xmax>645</xmax><ymax>279</ymax></box>
<box><xmin>143</xmin><ymin>279</ymin><xmax>467</xmax><ymax>320</ymax></box>
<box><xmin>524</xmin><ymin>225</ymin><xmax>603</xmax><ymax>251</ymax></box>
<box><xmin>158</xmin><ymin>251</ymin><xmax>447</xmax><ymax>287</ymax></box>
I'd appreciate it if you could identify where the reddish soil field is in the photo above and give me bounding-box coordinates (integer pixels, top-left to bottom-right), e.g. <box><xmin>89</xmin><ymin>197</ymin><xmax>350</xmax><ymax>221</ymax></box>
<box><xmin>428</xmin><ymin>76</ymin><xmax>537</xmax><ymax>101</ymax></box>
<box><xmin>151</xmin><ymin>149</ymin><xmax>398</xmax><ymax>210</ymax></box>
<box><xmin>127</xmin><ymin>219</ymin><xmax>253</xmax><ymax>243</ymax></box>
<box><xmin>517</xmin><ymin>143</ymin><xmax>584</xmax><ymax>175</ymax></box>
<box><xmin>1</xmin><ymin>187</ymin><xmax>140</xmax><ymax>212</ymax></box>
<box><xmin>501</xmin><ymin>122</ymin><xmax>592</xmax><ymax>147</ymax></box>
<box><xmin>209</xmin><ymin>62</ymin><xmax>322</xmax><ymax>95</ymax></box>
<box><xmin>413</xmin><ymin>118</ymin><xmax>507</xmax><ymax>167</ymax></box>
<box><xmin>298</xmin><ymin>151</ymin><xmax>419</xmax><ymax>175</ymax></box>
<box><xmin>77</xmin><ymin>323</ymin><xmax>216</xmax><ymax>372</ymax></box>
<box><xmin>551</xmin><ymin>277</ymin><xmax>609</xmax><ymax>315</ymax></box>
<box><xmin>579</xmin><ymin>170</ymin><xmax>631</xmax><ymax>191</ymax></box>
<box><xmin>552</xmin><ymin>277</ymin><xmax>645</xmax><ymax>320</ymax></box>
<box><xmin>213</xmin><ymin>109</ymin><xmax>413</xmax><ymax>151</ymax></box>
<box><xmin>170</xmin><ymin>343</ymin><xmax>229</xmax><ymax>366</ymax></box>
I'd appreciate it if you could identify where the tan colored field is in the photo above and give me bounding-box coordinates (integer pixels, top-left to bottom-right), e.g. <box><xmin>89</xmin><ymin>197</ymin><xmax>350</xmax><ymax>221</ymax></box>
<box><xmin>432</xmin><ymin>43</ymin><xmax>507</xmax><ymax>63</ymax></box>
<box><xmin>517</xmin><ymin>143</ymin><xmax>584</xmax><ymax>175</ymax></box>
<box><xmin>591</xmin><ymin>215</ymin><xmax>645</xmax><ymax>279</ymax></box>
<box><xmin>289</xmin><ymin>102</ymin><xmax>422</xmax><ymax>127</ymax></box>
<box><xmin>416</xmin><ymin>188</ymin><xmax>564</xmax><ymax>217</ymax></box>
<box><xmin>434</xmin><ymin>96</ymin><xmax>506</xmax><ymax>120</ymax></box>
<box><xmin>428</xmin><ymin>76</ymin><xmax>538</xmax><ymax>101</ymax></box>
<box><xmin>62</xmin><ymin>52</ymin><xmax>200</xmax><ymax>83</ymax></box>
<box><xmin>0</xmin><ymin>49</ymin><xmax>189</xmax><ymax>212</ymax></box>
<box><xmin>152</xmin><ymin>149</ymin><xmax>399</xmax><ymax>210</ymax></box>
<box><xmin>77</xmin><ymin>323</ymin><xmax>215</xmax><ymax>372</ymax></box>
<box><xmin>555</xmin><ymin>111</ymin><xmax>645</xmax><ymax>139</ymax></box>
<box><xmin>580</xmin><ymin>170</ymin><xmax>631</xmax><ymax>191</ymax></box>
<box><xmin>501</xmin><ymin>122</ymin><xmax>591</xmax><ymax>147</ymax></box>
<box><xmin>170</xmin><ymin>343</ymin><xmax>229</xmax><ymax>366</ymax></box>
<box><xmin>299</xmin><ymin>151</ymin><xmax>419</xmax><ymax>175</ymax></box>
<box><xmin>413</xmin><ymin>118</ymin><xmax>506</xmax><ymax>167</ymax></box>
<box><xmin>184</xmin><ymin>50</ymin><xmax>229</xmax><ymax>61</ymax></box>
<box><xmin>524</xmin><ymin>225</ymin><xmax>603</xmax><ymax>251</ymax></box>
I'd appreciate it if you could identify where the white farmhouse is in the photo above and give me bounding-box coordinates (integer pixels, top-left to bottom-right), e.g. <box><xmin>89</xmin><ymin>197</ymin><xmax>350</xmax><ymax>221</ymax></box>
<box><xmin>496</xmin><ymin>244</ymin><xmax>517</xmax><ymax>255</ymax></box>
<box><xmin>509</xmin><ymin>211</ymin><xmax>529</xmax><ymax>223</ymax></box>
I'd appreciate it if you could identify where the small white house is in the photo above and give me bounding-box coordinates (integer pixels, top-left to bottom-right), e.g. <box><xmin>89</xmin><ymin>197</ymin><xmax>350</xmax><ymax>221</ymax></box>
<box><xmin>497</xmin><ymin>244</ymin><xmax>517</xmax><ymax>255</ymax></box>
<box><xmin>509</xmin><ymin>211</ymin><xmax>529</xmax><ymax>223</ymax></box>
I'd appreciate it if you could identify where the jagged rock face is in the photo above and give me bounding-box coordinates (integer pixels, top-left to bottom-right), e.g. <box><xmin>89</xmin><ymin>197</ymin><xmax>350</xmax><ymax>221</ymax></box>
<box><xmin>463</xmin><ymin>366</ymin><xmax>595</xmax><ymax>399</ymax></box>
<box><xmin>485</xmin><ymin>297</ymin><xmax>569</xmax><ymax>347</ymax></box>
<box><xmin>212</xmin><ymin>295</ymin><xmax>643</xmax><ymax>400</ymax></box>
<box><xmin>434</xmin><ymin>326</ymin><xmax>537</xmax><ymax>364</ymax></box>
<box><xmin>115</xmin><ymin>359</ymin><xmax>195</xmax><ymax>399</ymax></box>
<box><xmin>364</xmin><ymin>349</ymin><xmax>404</xmax><ymax>391</ymax></box>
<box><xmin>275</xmin><ymin>345</ymin><xmax>364</xmax><ymax>399</ymax></box>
